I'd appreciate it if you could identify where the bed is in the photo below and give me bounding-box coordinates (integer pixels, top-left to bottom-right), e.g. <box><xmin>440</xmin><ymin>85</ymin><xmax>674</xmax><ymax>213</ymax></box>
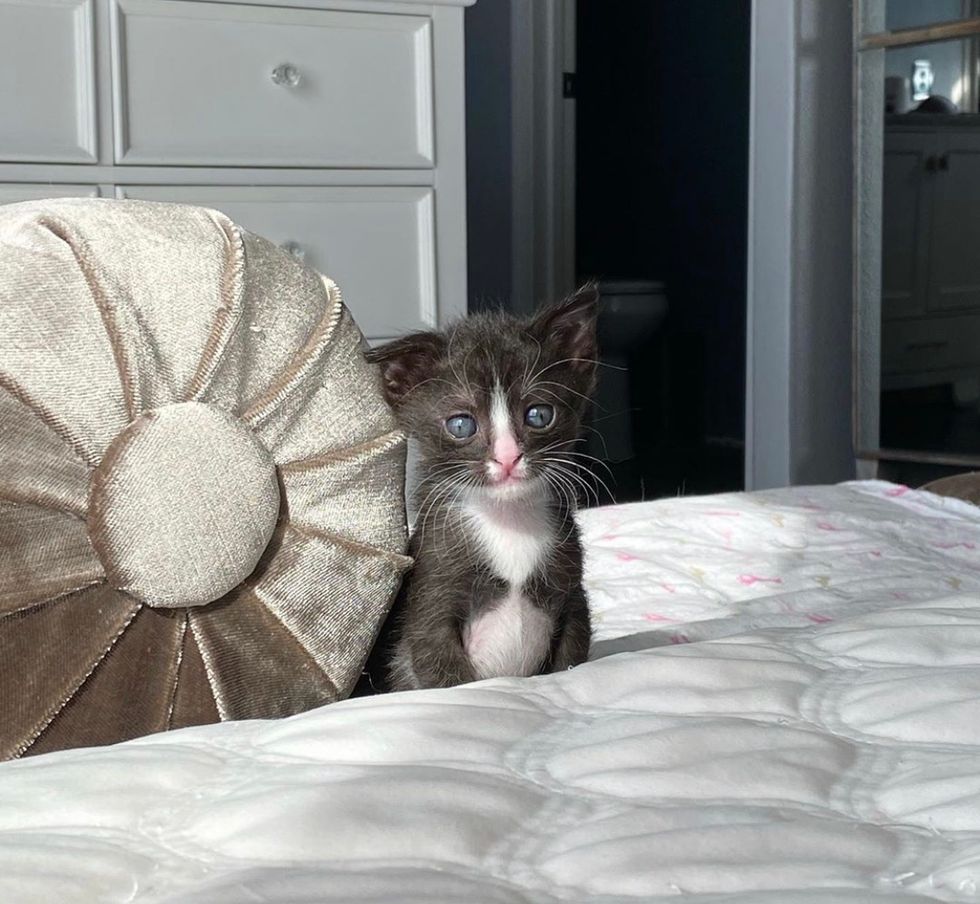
<box><xmin>3</xmin><ymin>479</ymin><xmax>980</xmax><ymax>903</ymax></box>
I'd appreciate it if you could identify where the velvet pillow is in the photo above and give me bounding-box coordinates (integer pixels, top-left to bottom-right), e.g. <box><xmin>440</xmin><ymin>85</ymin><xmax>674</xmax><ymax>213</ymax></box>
<box><xmin>0</xmin><ymin>198</ymin><xmax>409</xmax><ymax>758</ymax></box>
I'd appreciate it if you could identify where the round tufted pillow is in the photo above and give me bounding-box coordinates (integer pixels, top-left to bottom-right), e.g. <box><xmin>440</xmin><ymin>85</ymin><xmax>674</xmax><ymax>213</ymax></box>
<box><xmin>0</xmin><ymin>198</ymin><xmax>409</xmax><ymax>758</ymax></box>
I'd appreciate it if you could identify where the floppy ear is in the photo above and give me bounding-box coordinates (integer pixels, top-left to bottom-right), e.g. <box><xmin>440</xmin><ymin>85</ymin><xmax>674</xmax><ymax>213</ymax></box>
<box><xmin>364</xmin><ymin>331</ymin><xmax>447</xmax><ymax>407</ymax></box>
<box><xmin>530</xmin><ymin>282</ymin><xmax>599</xmax><ymax>373</ymax></box>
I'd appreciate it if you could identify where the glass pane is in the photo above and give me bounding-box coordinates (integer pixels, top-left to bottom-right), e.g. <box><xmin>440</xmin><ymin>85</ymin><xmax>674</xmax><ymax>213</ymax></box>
<box><xmin>885</xmin><ymin>37</ymin><xmax>977</xmax><ymax>113</ymax></box>
<box><xmin>885</xmin><ymin>0</ymin><xmax>980</xmax><ymax>113</ymax></box>
<box><xmin>879</xmin><ymin>36</ymin><xmax>980</xmax><ymax>456</ymax></box>
<box><xmin>887</xmin><ymin>0</ymin><xmax>971</xmax><ymax>30</ymax></box>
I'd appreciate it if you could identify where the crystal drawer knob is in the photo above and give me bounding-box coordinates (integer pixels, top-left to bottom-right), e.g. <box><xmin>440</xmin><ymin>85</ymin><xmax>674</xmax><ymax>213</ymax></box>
<box><xmin>271</xmin><ymin>63</ymin><xmax>301</xmax><ymax>87</ymax></box>
<box><xmin>281</xmin><ymin>241</ymin><xmax>306</xmax><ymax>262</ymax></box>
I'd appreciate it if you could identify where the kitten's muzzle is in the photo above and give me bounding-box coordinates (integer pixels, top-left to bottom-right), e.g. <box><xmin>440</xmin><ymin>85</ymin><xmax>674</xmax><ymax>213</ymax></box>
<box><xmin>486</xmin><ymin>453</ymin><xmax>526</xmax><ymax>485</ymax></box>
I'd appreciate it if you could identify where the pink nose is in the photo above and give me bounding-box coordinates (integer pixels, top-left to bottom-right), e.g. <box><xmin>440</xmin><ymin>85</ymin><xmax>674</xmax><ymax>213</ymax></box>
<box><xmin>492</xmin><ymin>430</ymin><xmax>523</xmax><ymax>478</ymax></box>
<box><xmin>495</xmin><ymin>452</ymin><xmax>523</xmax><ymax>476</ymax></box>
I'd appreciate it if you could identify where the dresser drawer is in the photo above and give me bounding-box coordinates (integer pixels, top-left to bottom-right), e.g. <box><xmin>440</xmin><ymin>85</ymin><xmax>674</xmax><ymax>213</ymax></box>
<box><xmin>0</xmin><ymin>0</ymin><xmax>96</xmax><ymax>163</ymax></box>
<box><xmin>112</xmin><ymin>0</ymin><xmax>434</xmax><ymax>168</ymax></box>
<box><xmin>0</xmin><ymin>184</ymin><xmax>99</xmax><ymax>204</ymax></box>
<box><xmin>119</xmin><ymin>186</ymin><xmax>436</xmax><ymax>339</ymax></box>
<box><xmin>882</xmin><ymin>314</ymin><xmax>980</xmax><ymax>376</ymax></box>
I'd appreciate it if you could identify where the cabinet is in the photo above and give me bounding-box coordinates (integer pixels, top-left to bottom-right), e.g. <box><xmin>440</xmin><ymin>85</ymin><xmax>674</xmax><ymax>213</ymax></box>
<box><xmin>881</xmin><ymin>122</ymin><xmax>980</xmax><ymax>388</ymax></box>
<box><xmin>0</xmin><ymin>0</ymin><xmax>472</xmax><ymax>342</ymax></box>
<box><xmin>0</xmin><ymin>0</ymin><xmax>97</xmax><ymax>163</ymax></box>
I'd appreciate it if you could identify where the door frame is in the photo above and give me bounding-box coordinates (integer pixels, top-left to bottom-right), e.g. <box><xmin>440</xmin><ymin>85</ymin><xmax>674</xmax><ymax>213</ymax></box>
<box><xmin>745</xmin><ymin>0</ymin><xmax>795</xmax><ymax>489</ymax></box>
<box><xmin>509</xmin><ymin>0</ymin><xmax>577</xmax><ymax>314</ymax></box>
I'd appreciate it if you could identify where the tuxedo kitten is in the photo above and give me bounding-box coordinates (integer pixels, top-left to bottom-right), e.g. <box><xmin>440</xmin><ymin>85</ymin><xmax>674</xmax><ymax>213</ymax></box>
<box><xmin>363</xmin><ymin>286</ymin><xmax>598</xmax><ymax>691</ymax></box>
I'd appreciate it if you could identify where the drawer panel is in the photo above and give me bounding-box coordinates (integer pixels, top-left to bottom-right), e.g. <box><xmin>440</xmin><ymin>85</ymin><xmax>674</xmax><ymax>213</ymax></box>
<box><xmin>882</xmin><ymin>314</ymin><xmax>980</xmax><ymax>375</ymax></box>
<box><xmin>113</xmin><ymin>0</ymin><xmax>434</xmax><ymax>168</ymax></box>
<box><xmin>118</xmin><ymin>186</ymin><xmax>436</xmax><ymax>339</ymax></box>
<box><xmin>0</xmin><ymin>0</ymin><xmax>96</xmax><ymax>162</ymax></box>
<box><xmin>0</xmin><ymin>184</ymin><xmax>99</xmax><ymax>204</ymax></box>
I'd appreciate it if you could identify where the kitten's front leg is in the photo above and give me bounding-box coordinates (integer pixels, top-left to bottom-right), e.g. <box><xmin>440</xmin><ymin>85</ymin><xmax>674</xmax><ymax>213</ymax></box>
<box><xmin>390</xmin><ymin>616</ymin><xmax>476</xmax><ymax>690</ymax></box>
<box><xmin>385</xmin><ymin>544</ymin><xmax>483</xmax><ymax>690</ymax></box>
<box><xmin>398</xmin><ymin>626</ymin><xmax>476</xmax><ymax>687</ymax></box>
<box><xmin>549</xmin><ymin>588</ymin><xmax>592</xmax><ymax>672</ymax></box>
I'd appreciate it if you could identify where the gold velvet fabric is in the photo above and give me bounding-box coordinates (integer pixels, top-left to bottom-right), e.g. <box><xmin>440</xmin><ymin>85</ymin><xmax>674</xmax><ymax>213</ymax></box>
<box><xmin>0</xmin><ymin>198</ymin><xmax>410</xmax><ymax>759</ymax></box>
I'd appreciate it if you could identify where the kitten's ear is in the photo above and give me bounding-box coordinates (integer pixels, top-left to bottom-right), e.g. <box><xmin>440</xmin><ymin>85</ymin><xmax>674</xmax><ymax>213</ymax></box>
<box><xmin>365</xmin><ymin>331</ymin><xmax>447</xmax><ymax>406</ymax></box>
<box><xmin>531</xmin><ymin>282</ymin><xmax>599</xmax><ymax>372</ymax></box>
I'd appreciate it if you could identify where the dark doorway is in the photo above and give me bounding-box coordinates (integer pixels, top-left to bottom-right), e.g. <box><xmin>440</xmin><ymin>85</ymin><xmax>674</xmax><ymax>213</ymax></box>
<box><xmin>576</xmin><ymin>0</ymin><xmax>751</xmax><ymax>501</ymax></box>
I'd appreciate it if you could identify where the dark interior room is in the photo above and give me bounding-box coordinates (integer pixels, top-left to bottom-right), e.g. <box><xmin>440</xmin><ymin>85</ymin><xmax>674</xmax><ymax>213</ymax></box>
<box><xmin>465</xmin><ymin>0</ymin><xmax>750</xmax><ymax>504</ymax></box>
<box><xmin>575</xmin><ymin>0</ymin><xmax>750</xmax><ymax>501</ymax></box>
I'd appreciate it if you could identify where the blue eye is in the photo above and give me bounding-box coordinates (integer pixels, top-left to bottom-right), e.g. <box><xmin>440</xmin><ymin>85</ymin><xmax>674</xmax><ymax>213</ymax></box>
<box><xmin>525</xmin><ymin>404</ymin><xmax>554</xmax><ymax>429</ymax></box>
<box><xmin>445</xmin><ymin>414</ymin><xmax>477</xmax><ymax>439</ymax></box>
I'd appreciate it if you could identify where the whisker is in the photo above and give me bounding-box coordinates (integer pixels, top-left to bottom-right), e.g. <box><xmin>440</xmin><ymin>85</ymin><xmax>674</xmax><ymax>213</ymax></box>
<box><xmin>416</xmin><ymin>461</ymin><xmax>472</xmax><ymax>480</ymax></box>
<box><xmin>531</xmin><ymin>437</ymin><xmax>615</xmax><ymax>477</ymax></box>
<box><xmin>400</xmin><ymin>374</ymin><xmax>458</xmax><ymax>400</ymax></box>
<box><xmin>540</xmin><ymin>458</ymin><xmax>616</xmax><ymax>507</ymax></box>
<box><xmin>541</xmin><ymin>459</ymin><xmax>580</xmax><ymax>508</ymax></box>
<box><xmin>520</xmin><ymin>333</ymin><xmax>543</xmax><ymax>397</ymax></box>
<box><xmin>522</xmin><ymin>386</ymin><xmax>579</xmax><ymax>413</ymax></box>
<box><xmin>552</xmin><ymin>462</ymin><xmax>597</xmax><ymax>507</ymax></box>
<box><xmin>548</xmin><ymin>449</ymin><xmax>616</xmax><ymax>481</ymax></box>
<box><xmin>412</xmin><ymin>468</ymin><xmax>472</xmax><ymax>547</ymax></box>
<box><xmin>525</xmin><ymin>380</ymin><xmax>602</xmax><ymax>410</ymax></box>
<box><xmin>542</xmin><ymin>470</ymin><xmax>580</xmax><ymax>545</ymax></box>
<box><xmin>525</xmin><ymin>357</ymin><xmax>625</xmax><ymax>387</ymax></box>
<box><xmin>414</xmin><ymin>464</ymin><xmax>473</xmax><ymax>494</ymax></box>
<box><xmin>579</xmin><ymin>423</ymin><xmax>611</xmax><ymax>460</ymax></box>
<box><xmin>564</xmin><ymin>460</ymin><xmax>616</xmax><ymax>506</ymax></box>
<box><xmin>446</xmin><ymin>328</ymin><xmax>475</xmax><ymax>405</ymax></box>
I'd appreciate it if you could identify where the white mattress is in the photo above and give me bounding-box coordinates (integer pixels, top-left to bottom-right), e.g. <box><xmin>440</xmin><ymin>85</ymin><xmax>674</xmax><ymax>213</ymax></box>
<box><xmin>4</xmin><ymin>480</ymin><xmax>980</xmax><ymax>903</ymax></box>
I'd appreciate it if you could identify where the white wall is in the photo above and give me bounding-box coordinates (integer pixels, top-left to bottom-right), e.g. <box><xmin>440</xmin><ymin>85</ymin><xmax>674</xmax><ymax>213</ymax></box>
<box><xmin>746</xmin><ymin>0</ymin><xmax>856</xmax><ymax>489</ymax></box>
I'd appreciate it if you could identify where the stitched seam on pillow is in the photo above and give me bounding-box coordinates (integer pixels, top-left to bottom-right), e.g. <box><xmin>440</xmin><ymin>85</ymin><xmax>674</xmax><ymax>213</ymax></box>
<box><xmin>285</xmin><ymin>520</ymin><xmax>413</xmax><ymax>569</ymax></box>
<box><xmin>0</xmin><ymin>576</ymin><xmax>105</xmax><ymax>621</ymax></box>
<box><xmin>278</xmin><ymin>428</ymin><xmax>406</xmax><ymax>472</ymax></box>
<box><xmin>0</xmin><ymin>374</ymin><xmax>97</xmax><ymax>469</ymax></box>
<box><xmin>240</xmin><ymin>275</ymin><xmax>344</xmax><ymax>427</ymax></box>
<box><xmin>187</xmin><ymin>611</ymin><xmax>229</xmax><ymax>721</ymax></box>
<box><xmin>182</xmin><ymin>215</ymin><xmax>246</xmax><ymax>403</ymax></box>
<box><xmin>248</xmin><ymin>582</ymin><xmax>341</xmax><ymax>697</ymax></box>
<box><xmin>16</xmin><ymin>594</ymin><xmax>141</xmax><ymax>758</ymax></box>
<box><xmin>163</xmin><ymin>612</ymin><xmax>188</xmax><ymax>731</ymax></box>
<box><xmin>0</xmin><ymin>483</ymin><xmax>88</xmax><ymax>519</ymax></box>
<box><xmin>35</xmin><ymin>216</ymin><xmax>138</xmax><ymax>422</ymax></box>
<box><xmin>86</xmin><ymin>408</ymin><xmax>155</xmax><ymax>593</ymax></box>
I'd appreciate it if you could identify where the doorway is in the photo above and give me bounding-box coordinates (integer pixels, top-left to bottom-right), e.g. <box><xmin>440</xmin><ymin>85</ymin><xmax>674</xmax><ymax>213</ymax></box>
<box><xmin>465</xmin><ymin>0</ymin><xmax>751</xmax><ymax>502</ymax></box>
<box><xmin>575</xmin><ymin>0</ymin><xmax>751</xmax><ymax>501</ymax></box>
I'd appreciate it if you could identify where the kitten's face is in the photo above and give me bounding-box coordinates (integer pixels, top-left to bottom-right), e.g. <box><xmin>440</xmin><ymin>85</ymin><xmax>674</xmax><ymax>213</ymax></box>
<box><xmin>366</xmin><ymin>287</ymin><xmax>598</xmax><ymax>504</ymax></box>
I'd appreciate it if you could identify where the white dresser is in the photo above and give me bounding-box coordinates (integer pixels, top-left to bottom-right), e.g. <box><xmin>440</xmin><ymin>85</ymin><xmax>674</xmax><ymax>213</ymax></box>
<box><xmin>0</xmin><ymin>0</ymin><xmax>472</xmax><ymax>341</ymax></box>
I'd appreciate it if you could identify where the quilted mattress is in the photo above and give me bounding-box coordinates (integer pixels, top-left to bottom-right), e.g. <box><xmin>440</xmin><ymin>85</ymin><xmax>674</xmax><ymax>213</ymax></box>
<box><xmin>4</xmin><ymin>480</ymin><xmax>980</xmax><ymax>902</ymax></box>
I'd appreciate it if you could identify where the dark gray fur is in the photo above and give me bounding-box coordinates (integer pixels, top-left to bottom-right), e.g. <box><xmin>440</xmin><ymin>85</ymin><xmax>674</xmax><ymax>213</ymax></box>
<box><xmin>361</xmin><ymin>287</ymin><xmax>598</xmax><ymax>691</ymax></box>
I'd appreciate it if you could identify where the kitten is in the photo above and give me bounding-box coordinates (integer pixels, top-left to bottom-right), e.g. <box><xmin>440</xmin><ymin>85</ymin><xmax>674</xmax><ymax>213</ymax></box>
<box><xmin>362</xmin><ymin>286</ymin><xmax>598</xmax><ymax>691</ymax></box>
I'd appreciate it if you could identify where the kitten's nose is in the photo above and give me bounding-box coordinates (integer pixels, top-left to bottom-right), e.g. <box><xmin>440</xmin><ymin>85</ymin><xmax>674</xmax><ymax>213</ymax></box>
<box><xmin>495</xmin><ymin>452</ymin><xmax>523</xmax><ymax>477</ymax></box>
<box><xmin>491</xmin><ymin>428</ymin><xmax>523</xmax><ymax>479</ymax></box>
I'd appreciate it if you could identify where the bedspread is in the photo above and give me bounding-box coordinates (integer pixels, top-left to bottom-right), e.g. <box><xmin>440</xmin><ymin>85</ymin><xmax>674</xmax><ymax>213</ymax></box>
<box><xmin>3</xmin><ymin>480</ymin><xmax>980</xmax><ymax>902</ymax></box>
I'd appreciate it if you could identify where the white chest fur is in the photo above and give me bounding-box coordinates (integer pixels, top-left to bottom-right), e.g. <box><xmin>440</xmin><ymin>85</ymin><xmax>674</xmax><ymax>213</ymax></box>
<box><xmin>463</xmin><ymin>590</ymin><xmax>553</xmax><ymax>679</ymax></box>
<box><xmin>463</xmin><ymin>494</ymin><xmax>553</xmax><ymax>585</ymax></box>
<box><xmin>460</xmin><ymin>493</ymin><xmax>556</xmax><ymax>679</ymax></box>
